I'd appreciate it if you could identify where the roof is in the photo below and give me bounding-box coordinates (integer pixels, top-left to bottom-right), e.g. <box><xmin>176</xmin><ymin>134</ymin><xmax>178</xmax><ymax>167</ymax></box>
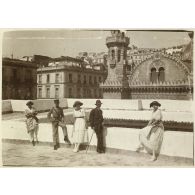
<box><xmin>3</xmin><ymin>58</ymin><xmax>37</xmax><ymax>68</ymax></box>
<box><xmin>52</xmin><ymin>56</ymin><xmax>83</xmax><ymax>63</ymax></box>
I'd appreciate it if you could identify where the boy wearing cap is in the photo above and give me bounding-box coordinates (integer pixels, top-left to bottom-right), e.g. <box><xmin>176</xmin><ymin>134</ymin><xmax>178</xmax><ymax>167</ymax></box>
<box><xmin>47</xmin><ymin>99</ymin><xmax>71</xmax><ymax>150</ymax></box>
<box><xmin>89</xmin><ymin>100</ymin><xmax>105</xmax><ymax>153</ymax></box>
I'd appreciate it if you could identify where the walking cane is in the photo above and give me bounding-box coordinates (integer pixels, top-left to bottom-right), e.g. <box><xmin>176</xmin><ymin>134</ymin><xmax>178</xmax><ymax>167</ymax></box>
<box><xmin>86</xmin><ymin>130</ymin><xmax>94</xmax><ymax>153</ymax></box>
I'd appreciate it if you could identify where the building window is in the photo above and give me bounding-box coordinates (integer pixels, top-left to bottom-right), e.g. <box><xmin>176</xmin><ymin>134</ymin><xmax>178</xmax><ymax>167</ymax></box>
<box><xmin>99</xmin><ymin>76</ymin><xmax>102</xmax><ymax>83</ymax></box>
<box><xmin>38</xmin><ymin>74</ymin><xmax>42</xmax><ymax>84</ymax></box>
<box><xmin>127</xmin><ymin>65</ymin><xmax>131</xmax><ymax>72</ymax></box>
<box><xmin>150</xmin><ymin>68</ymin><xmax>158</xmax><ymax>83</ymax></box>
<box><xmin>25</xmin><ymin>70</ymin><xmax>32</xmax><ymax>83</ymax></box>
<box><xmin>83</xmin><ymin>88</ymin><xmax>86</xmax><ymax>98</ymax></box>
<box><xmin>55</xmin><ymin>73</ymin><xmax>60</xmax><ymax>83</ymax></box>
<box><xmin>69</xmin><ymin>74</ymin><xmax>72</xmax><ymax>83</ymax></box>
<box><xmin>55</xmin><ymin>87</ymin><xmax>59</xmax><ymax>99</ymax></box>
<box><xmin>94</xmin><ymin>89</ymin><xmax>97</xmax><ymax>98</ymax></box>
<box><xmin>94</xmin><ymin>76</ymin><xmax>97</xmax><ymax>85</ymax></box>
<box><xmin>99</xmin><ymin>89</ymin><xmax>102</xmax><ymax>98</ymax></box>
<box><xmin>12</xmin><ymin>69</ymin><xmax>17</xmax><ymax>83</ymax></box>
<box><xmin>46</xmin><ymin>87</ymin><xmax>50</xmax><ymax>98</ymax></box>
<box><xmin>69</xmin><ymin>88</ymin><xmax>72</xmax><ymax>98</ymax></box>
<box><xmin>89</xmin><ymin>76</ymin><xmax>92</xmax><ymax>85</ymax></box>
<box><xmin>77</xmin><ymin>74</ymin><xmax>81</xmax><ymax>83</ymax></box>
<box><xmin>158</xmin><ymin>67</ymin><xmax>165</xmax><ymax>83</ymax></box>
<box><xmin>111</xmin><ymin>50</ymin><xmax>115</xmax><ymax>60</ymax></box>
<box><xmin>118</xmin><ymin>49</ymin><xmax>121</xmax><ymax>62</ymax></box>
<box><xmin>46</xmin><ymin>74</ymin><xmax>50</xmax><ymax>83</ymax></box>
<box><xmin>123</xmin><ymin>50</ymin><xmax>126</xmax><ymax>60</ymax></box>
<box><xmin>87</xmin><ymin>89</ymin><xmax>91</xmax><ymax>98</ymax></box>
<box><xmin>38</xmin><ymin>88</ymin><xmax>42</xmax><ymax>98</ymax></box>
<box><xmin>77</xmin><ymin>88</ymin><xmax>81</xmax><ymax>98</ymax></box>
<box><xmin>83</xmin><ymin>75</ymin><xmax>87</xmax><ymax>84</ymax></box>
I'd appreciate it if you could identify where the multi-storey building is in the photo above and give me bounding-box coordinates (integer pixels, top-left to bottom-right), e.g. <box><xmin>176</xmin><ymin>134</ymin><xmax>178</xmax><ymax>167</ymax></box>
<box><xmin>2</xmin><ymin>58</ymin><xmax>37</xmax><ymax>100</ymax></box>
<box><xmin>37</xmin><ymin>56</ymin><xmax>107</xmax><ymax>99</ymax></box>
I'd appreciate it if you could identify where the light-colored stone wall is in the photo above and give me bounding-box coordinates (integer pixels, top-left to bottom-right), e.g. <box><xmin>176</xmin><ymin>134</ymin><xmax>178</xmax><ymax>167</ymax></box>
<box><xmin>8</xmin><ymin>99</ymin><xmax>68</xmax><ymax>112</ymax></box>
<box><xmin>2</xmin><ymin>99</ymin><xmax>193</xmax><ymax>113</ymax></box>
<box><xmin>2</xmin><ymin>121</ymin><xmax>193</xmax><ymax>159</ymax></box>
<box><xmin>2</xmin><ymin>100</ymin><xmax>13</xmax><ymax>113</ymax></box>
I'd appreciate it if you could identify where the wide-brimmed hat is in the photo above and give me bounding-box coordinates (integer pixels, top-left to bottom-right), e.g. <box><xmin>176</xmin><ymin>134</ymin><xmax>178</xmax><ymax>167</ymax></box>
<box><xmin>150</xmin><ymin>101</ymin><xmax>161</xmax><ymax>108</ymax></box>
<box><xmin>73</xmin><ymin>101</ymin><xmax>83</xmax><ymax>107</ymax></box>
<box><xmin>54</xmin><ymin>99</ymin><xmax>59</xmax><ymax>103</ymax></box>
<box><xmin>95</xmin><ymin>100</ymin><xmax>102</xmax><ymax>105</ymax></box>
<box><xmin>26</xmin><ymin>101</ymin><xmax>34</xmax><ymax>106</ymax></box>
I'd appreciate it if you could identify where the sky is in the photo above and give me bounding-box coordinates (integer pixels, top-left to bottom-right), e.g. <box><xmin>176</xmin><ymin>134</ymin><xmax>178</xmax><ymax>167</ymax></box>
<box><xmin>2</xmin><ymin>30</ymin><xmax>191</xmax><ymax>59</ymax></box>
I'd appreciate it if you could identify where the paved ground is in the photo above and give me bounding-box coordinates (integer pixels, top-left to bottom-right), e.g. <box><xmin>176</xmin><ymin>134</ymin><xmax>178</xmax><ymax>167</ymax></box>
<box><xmin>2</xmin><ymin>142</ymin><xmax>193</xmax><ymax>167</ymax></box>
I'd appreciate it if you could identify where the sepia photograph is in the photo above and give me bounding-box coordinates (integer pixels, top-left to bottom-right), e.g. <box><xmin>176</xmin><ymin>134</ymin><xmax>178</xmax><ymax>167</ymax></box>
<box><xmin>1</xmin><ymin>29</ymin><xmax>194</xmax><ymax>167</ymax></box>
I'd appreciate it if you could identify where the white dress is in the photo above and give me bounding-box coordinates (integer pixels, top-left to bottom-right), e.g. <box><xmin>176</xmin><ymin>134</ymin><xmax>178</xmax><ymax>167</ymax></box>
<box><xmin>139</xmin><ymin>109</ymin><xmax>164</xmax><ymax>154</ymax></box>
<box><xmin>72</xmin><ymin>108</ymin><xmax>88</xmax><ymax>144</ymax></box>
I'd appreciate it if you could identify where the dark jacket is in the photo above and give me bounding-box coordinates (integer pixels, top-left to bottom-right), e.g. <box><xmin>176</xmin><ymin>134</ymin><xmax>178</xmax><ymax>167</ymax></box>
<box><xmin>89</xmin><ymin>108</ymin><xmax>103</xmax><ymax>128</ymax></box>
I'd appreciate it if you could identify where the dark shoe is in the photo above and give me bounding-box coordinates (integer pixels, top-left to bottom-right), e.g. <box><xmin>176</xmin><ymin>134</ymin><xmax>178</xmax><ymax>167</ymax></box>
<box><xmin>97</xmin><ymin>149</ymin><xmax>101</xmax><ymax>153</ymax></box>
<box><xmin>64</xmin><ymin>136</ymin><xmax>71</xmax><ymax>145</ymax></box>
<box><xmin>56</xmin><ymin>143</ymin><xmax>60</xmax><ymax>148</ymax></box>
<box><xmin>135</xmin><ymin>146</ymin><xmax>144</xmax><ymax>153</ymax></box>
<box><xmin>54</xmin><ymin>145</ymin><xmax>58</xmax><ymax>150</ymax></box>
<box><xmin>32</xmin><ymin>140</ymin><xmax>35</xmax><ymax>146</ymax></box>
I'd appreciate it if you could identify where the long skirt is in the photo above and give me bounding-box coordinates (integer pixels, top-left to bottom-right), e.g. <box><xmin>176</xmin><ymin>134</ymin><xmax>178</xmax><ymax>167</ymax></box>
<box><xmin>139</xmin><ymin>124</ymin><xmax>164</xmax><ymax>155</ymax></box>
<box><xmin>72</xmin><ymin>118</ymin><xmax>88</xmax><ymax>144</ymax></box>
<box><xmin>26</xmin><ymin>118</ymin><xmax>39</xmax><ymax>142</ymax></box>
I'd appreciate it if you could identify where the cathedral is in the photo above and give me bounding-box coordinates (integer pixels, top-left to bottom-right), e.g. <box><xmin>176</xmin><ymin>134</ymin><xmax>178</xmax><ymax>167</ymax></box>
<box><xmin>101</xmin><ymin>30</ymin><xmax>193</xmax><ymax>100</ymax></box>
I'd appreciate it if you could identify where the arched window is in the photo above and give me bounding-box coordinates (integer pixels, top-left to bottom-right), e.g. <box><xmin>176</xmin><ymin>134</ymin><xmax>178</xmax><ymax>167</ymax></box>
<box><xmin>150</xmin><ymin>67</ymin><xmax>157</xmax><ymax>83</ymax></box>
<box><xmin>117</xmin><ymin>49</ymin><xmax>121</xmax><ymax>62</ymax></box>
<box><xmin>126</xmin><ymin>65</ymin><xmax>131</xmax><ymax>71</ymax></box>
<box><xmin>158</xmin><ymin>67</ymin><xmax>165</xmax><ymax>83</ymax></box>
<box><xmin>118</xmin><ymin>49</ymin><xmax>121</xmax><ymax>62</ymax></box>
<box><xmin>111</xmin><ymin>50</ymin><xmax>115</xmax><ymax>60</ymax></box>
<box><xmin>123</xmin><ymin>49</ymin><xmax>126</xmax><ymax>60</ymax></box>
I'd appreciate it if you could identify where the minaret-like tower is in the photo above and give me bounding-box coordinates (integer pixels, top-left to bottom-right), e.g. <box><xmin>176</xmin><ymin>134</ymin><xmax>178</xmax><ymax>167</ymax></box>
<box><xmin>101</xmin><ymin>30</ymin><xmax>130</xmax><ymax>99</ymax></box>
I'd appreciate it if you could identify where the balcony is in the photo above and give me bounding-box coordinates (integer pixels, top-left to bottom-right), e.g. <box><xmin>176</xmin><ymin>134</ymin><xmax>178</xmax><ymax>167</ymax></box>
<box><xmin>106</xmin><ymin>36</ymin><xmax>129</xmax><ymax>47</ymax></box>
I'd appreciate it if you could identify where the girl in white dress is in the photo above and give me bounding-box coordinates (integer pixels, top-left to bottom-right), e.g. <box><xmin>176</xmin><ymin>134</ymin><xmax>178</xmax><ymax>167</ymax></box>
<box><xmin>72</xmin><ymin>101</ymin><xmax>88</xmax><ymax>152</ymax></box>
<box><xmin>136</xmin><ymin>101</ymin><xmax>164</xmax><ymax>161</ymax></box>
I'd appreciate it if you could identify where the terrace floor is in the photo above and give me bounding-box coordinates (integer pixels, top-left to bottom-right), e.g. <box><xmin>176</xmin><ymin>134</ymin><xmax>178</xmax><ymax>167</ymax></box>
<box><xmin>2</xmin><ymin>141</ymin><xmax>193</xmax><ymax>167</ymax></box>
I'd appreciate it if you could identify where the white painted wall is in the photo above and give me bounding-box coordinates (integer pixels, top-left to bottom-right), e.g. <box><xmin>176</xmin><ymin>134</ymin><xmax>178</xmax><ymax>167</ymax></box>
<box><xmin>67</xmin><ymin>99</ymin><xmax>193</xmax><ymax>112</ymax></box>
<box><xmin>9</xmin><ymin>99</ymin><xmax>68</xmax><ymax>112</ymax></box>
<box><xmin>2</xmin><ymin>100</ymin><xmax>12</xmax><ymax>113</ymax></box>
<box><xmin>2</xmin><ymin>99</ymin><xmax>193</xmax><ymax>117</ymax></box>
<box><xmin>2</xmin><ymin>120</ymin><xmax>193</xmax><ymax>159</ymax></box>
